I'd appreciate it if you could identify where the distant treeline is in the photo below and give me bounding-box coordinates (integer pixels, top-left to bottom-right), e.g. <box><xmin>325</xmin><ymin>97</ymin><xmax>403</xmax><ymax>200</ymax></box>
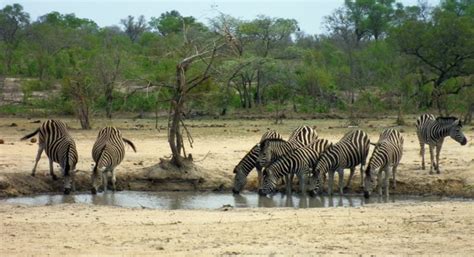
<box><xmin>0</xmin><ymin>1</ymin><xmax>472</xmax><ymax>126</ymax></box>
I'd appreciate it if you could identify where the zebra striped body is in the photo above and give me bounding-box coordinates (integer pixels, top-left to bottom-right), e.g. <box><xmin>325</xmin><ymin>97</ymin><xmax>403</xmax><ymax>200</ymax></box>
<box><xmin>364</xmin><ymin>129</ymin><xmax>404</xmax><ymax>198</ymax></box>
<box><xmin>91</xmin><ymin>127</ymin><xmax>136</xmax><ymax>194</ymax></box>
<box><xmin>258</xmin><ymin>139</ymin><xmax>332</xmax><ymax>196</ymax></box>
<box><xmin>258</xmin><ymin>125</ymin><xmax>318</xmax><ymax>169</ymax></box>
<box><xmin>416</xmin><ymin>114</ymin><xmax>467</xmax><ymax>174</ymax></box>
<box><xmin>288</xmin><ymin>125</ymin><xmax>318</xmax><ymax>145</ymax></box>
<box><xmin>232</xmin><ymin>130</ymin><xmax>283</xmax><ymax>194</ymax></box>
<box><xmin>310</xmin><ymin>130</ymin><xmax>370</xmax><ymax>196</ymax></box>
<box><xmin>21</xmin><ymin>119</ymin><xmax>78</xmax><ymax>194</ymax></box>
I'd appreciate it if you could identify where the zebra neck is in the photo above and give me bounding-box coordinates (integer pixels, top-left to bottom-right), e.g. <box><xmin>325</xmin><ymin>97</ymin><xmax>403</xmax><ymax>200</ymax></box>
<box><xmin>433</xmin><ymin>122</ymin><xmax>453</xmax><ymax>138</ymax></box>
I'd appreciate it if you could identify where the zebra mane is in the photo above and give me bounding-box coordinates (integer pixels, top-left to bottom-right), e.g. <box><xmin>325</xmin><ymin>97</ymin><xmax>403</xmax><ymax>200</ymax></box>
<box><xmin>259</xmin><ymin>138</ymin><xmax>286</xmax><ymax>149</ymax></box>
<box><xmin>436</xmin><ymin>116</ymin><xmax>461</xmax><ymax>127</ymax></box>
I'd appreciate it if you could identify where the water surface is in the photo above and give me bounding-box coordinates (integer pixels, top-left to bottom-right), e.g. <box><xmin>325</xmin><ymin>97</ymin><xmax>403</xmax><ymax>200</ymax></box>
<box><xmin>0</xmin><ymin>191</ymin><xmax>466</xmax><ymax>210</ymax></box>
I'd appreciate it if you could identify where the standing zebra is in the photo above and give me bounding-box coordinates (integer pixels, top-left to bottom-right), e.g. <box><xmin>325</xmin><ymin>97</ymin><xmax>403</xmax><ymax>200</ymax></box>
<box><xmin>416</xmin><ymin>114</ymin><xmax>467</xmax><ymax>174</ymax></box>
<box><xmin>232</xmin><ymin>130</ymin><xmax>283</xmax><ymax>194</ymax></box>
<box><xmin>258</xmin><ymin>138</ymin><xmax>332</xmax><ymax>196</ymax></box>
<box><xmin>21</xmin><ymin>119</ymin><xmax>78</xmax><ymax>194</ymax></box>
<box><xmin>91</xmin><ymin>127</ymin><xmax>136</xmax><ymax>194</ymax></box>
<box><xmin>363</xmin><ymin>129</ymin><xmax>404</xmax><ymax>198</ymax></box>
<box><xmin>309</xmin><ymin>130</ymin><xmax>370</xmax><ymax>196</ymax></box>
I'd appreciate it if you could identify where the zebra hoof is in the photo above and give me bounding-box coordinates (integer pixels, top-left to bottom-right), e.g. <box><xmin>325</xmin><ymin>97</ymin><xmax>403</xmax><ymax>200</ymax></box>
<box><xmin>91</xmin><ymin>188</ymin><xmax>97</xmax><ymax>195</ymax></box>
<box><xmin>363</xmin><ymin>191</ymin><xmax>370</xmax><ymax>199</ymax></box>
<box><xmin>232</xmin><ymin>189</ymin><xmax>240</xmax><ymax>195</ymax></box>
<box><xmin>52</xmin><ymin>175</ymin><xmax>58</xmax><ymax>181</ymax></box>
<box><xmin>64</xmin><ymin>188</ymin><xmax>71</xmax><ymax>195</ymax></box>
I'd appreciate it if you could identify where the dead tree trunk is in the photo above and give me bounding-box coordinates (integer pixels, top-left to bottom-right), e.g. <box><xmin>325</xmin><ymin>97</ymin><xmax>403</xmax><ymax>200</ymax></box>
<box><xmin>167</xmin><ymin>44</ymin><xmax>220</xmax><ymax>168</ymax></box>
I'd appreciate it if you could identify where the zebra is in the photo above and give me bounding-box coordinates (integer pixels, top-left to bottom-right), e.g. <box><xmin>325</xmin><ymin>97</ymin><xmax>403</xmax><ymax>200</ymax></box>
<box><xmin>258</xmin><ymin>125</ymin><xmax>318</xmax><ymax>168</ymax></box>
<box><xmin>91</xmin><ymin>127</ymin><xmax>136</xmax><ymax>194</ymax></box>
<box><xmin>363</xmin><ymin>129</ymin><xmax>404</xmax><ymax>198</ymax></box>
<box><xmin>309</xmin><ymin>130</ymin><xmax>370</xmax><ymax>196</ymax></box>
<box><xmin>287</xmin><ymin>125</ymin><xmax>318</xmax><ymax>145</ymax></box>
<box><xmin>20</xmin><ymin>119</ymin><xmax>78</xmax><ymax>195</ymax></box>
<box><xmin>258</xmin><ymin>138</ymin><xmax>332</xmax><ymax>196</ymax></box>
<box><xmin>232</xmin><ymin>130</ymin><xmax>283</xmax><ymax>194</ymax></box>
<box><xmin>416</xmin><ymin>114</ymin><xmax>467</xmax><ymax>174</ymax></box>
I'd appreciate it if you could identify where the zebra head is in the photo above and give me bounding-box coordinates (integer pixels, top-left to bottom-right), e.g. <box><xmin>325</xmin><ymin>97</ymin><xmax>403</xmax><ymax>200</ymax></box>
<box><xmin>91</xmin><ymin>165</ymin><xmax>104</xmax><ymax>195</ymax></box>
<box><xmin>363</xmin><ymin>165</ymin><xmax>374</xmax><ymax>198</ymax></box>
<box><xmin>448</xmin><ymin>119</ymin><xmax>467</xmax><ymax>146</ymax></box>
<box><xmin>257</xmin><ymin>143</ymin><xmax>271</xmax><ymax>168</ymax></box>
<box><xmin>62</xmin><ymin>146</ymin><xmax>77</xmax><ymax>195</ymax></box>
<box><xmin>258</xmin><ymin>169</ymin><xmax>278</xmax><ymax>196</ymax></box>
<box><xmin>309</xmin><ymin>153</ymin><xmax>330</xmax><ymax>193</ymax></box>
<box><xmin>232</xmin><ymin>168</ymin><xmax>247</xmax><ymax>194</ymax></box>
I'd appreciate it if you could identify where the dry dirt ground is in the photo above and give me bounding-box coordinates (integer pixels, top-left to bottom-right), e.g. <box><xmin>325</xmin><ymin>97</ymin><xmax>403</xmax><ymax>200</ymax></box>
<box><xmin>0</xmin><ymin>116</ymin><xmax>473</xmax><ymax>255</ymax></box>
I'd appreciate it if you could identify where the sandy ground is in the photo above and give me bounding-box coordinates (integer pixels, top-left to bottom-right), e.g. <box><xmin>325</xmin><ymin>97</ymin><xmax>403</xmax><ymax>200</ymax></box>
<box><xmin>1</xmin><ymin>202</ymin><xmax>473</xmax><ymax>256</ymax></box>
<box><xmin>0</xmin><ymin>116</ymin><xmax>474</xmax><ymax>255</ymax></box>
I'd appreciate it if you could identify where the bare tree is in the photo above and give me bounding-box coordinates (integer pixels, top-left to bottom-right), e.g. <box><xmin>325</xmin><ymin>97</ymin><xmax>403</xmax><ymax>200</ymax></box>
<box><xmin>168</xmin><ymin>43</ymin><xmax>221</xmax><ymax>168</ymax></box>
<box><xmin>120</xmin><ymin>15</ymin><xmax>147</xmax><ymax>42</ymax></box>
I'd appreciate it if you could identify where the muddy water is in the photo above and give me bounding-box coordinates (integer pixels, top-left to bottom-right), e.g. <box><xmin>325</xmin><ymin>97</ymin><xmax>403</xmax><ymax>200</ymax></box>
<box><xmin>0</xmin><ymin>191</ymin><xmax>466</xmax><ymax>209</ymax></box>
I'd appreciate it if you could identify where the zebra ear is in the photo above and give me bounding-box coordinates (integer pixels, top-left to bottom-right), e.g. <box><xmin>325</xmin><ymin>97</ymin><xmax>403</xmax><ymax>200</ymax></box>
<box><xmin>452</xmin><ymin>119</ymin><xmax>461</xmax><ymax>127</ymax></box>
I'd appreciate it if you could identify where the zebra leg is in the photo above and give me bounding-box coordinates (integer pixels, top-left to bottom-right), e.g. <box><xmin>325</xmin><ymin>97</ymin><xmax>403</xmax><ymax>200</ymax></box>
<box><xmin>290</xmin><ymin>173</ymin><xmax>295</xmax><ymax>192</ymax></box>
<box><xmin>435</xmin><ymin>141</ymin><xmax>444</xmax><ymax>174</ymax></box>
<box><xmin>328</xmin><ymin>170</ymin><xmax>335</xmax><ymax>196</ymax></box>
<box><xmin>384</xmin><ymin>166</ymin><xmax>390</xmax><ymax>197</ymax></box>
<box><xmin>420</xmin><ymin>142</ymin><xmax>425</xmax><ymax>170</ymax></box>
<box><xmin>392</xmin><ymin>164</ymin><xmax>398</xmax><ymax>190</ymax></box>
<box><xmin>257</xmin><ymin>169</ymin><xmax>262</xmax><ymax>188</ymax></box>
<box><xmin>284</xmin><ymin>174</ymin><xmax>291</xmax><ymax>195</ymax></box>
<box><xmin>111</xmin><ymin>169</ymin><xmax>116</xmax><ymax>192</ymax></box>
<box><xmin>298</xmin><ymin>171</ymin><xmax>307</xmax><ymax>195</ymax></box>
<box><xmin>360</xmin><ymin>163</ymin><xmax>364</xmax><ymax>189</ymax></box>
<box><xmin>31</xmin><ymin>145</ymin><xmax>44</xmax><ymax>177</ymax></box>
<box><xmin>344</xmin><ymin>167</ymin><xmax>355</xmax><ymax>191</ymax></box>
<box><xmin>338</xmin><ymin>168</ymin><xmax>344</xmax><ymax>196</ymax></box>
<box><xmin>377</xmin><ymin>168</ymin><xmax>383</xmax><ymax>196</ymax></box>
<box><xmin>102</xmin><ymin>170</ymin><xmax>108</xmax><ymax>193</ymax></box>
<box><xmin>48</xmin><ymin>159</ymin><xmax>58</xmax><ymax>180</ymax></box>
<box><xmin>429</xmin><ymin>145</ymin><xmax>435</xmax><ymax>174</ymax></box>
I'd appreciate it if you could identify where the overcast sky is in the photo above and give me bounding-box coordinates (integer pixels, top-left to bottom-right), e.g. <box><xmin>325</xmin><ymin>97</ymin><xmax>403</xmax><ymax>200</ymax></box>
<box><xmin>3</xmin><ymin>0</ymin><xmax>440</xmax><ymax>35</ymax></box>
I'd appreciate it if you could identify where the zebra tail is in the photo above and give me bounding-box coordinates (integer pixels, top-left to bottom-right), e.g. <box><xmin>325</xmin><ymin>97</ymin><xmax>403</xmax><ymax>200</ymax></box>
<box><xmin>123</xmin><ymin>138</ymin><xmax>137</xmax><ymax>152</ymax></box>
<box><xmin>20</xmin><ymin>128</ymin><xmax>40</xmax><ymax>141</ymax></box>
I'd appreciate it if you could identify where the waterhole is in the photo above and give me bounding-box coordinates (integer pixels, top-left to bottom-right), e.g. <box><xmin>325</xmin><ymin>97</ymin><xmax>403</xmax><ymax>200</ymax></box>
<box><xmin>0</xmin><ymin>191</ymin><xmax>466</xmax><ymax>209</ymax></box>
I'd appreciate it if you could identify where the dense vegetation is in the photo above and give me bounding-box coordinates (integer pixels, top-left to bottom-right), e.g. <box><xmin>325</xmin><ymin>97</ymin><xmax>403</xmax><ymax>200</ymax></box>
<box><xmin>0</xmin><ymin>0</ymin><xmax>473</xmax><ymax>127</ymax></box>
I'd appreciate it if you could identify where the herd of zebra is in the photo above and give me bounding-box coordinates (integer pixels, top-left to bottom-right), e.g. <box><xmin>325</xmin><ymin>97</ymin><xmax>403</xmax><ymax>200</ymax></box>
<box><xmin>19</xmin><ymin>114</ymin><xmax>467</xmax><ymax>197</ymax></box>
<box><xmin>21</xmin><ymin>119</ymin><xmax>136</xmax><ymax>195</ymax></box>
<box><xmin>232</xmin><ymin>113</ymin><xmax>468</xmax><ymax>198</ymax></box>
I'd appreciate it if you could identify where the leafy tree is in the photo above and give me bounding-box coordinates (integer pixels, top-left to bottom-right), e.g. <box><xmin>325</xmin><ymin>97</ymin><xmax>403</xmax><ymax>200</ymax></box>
<box><xmin>149</xmin><ymin>10</ymin><xmax>206</xmax><ymax>36</ymax></box>
<box><xmin>0</xmin><ymin>4</ymin><xmax>30</xmax><ymax>73</ymax></box>
<box><xmin>391</xmin><ymin>1</ymin><xmax>474</xmax><ymax>114</ymax></box>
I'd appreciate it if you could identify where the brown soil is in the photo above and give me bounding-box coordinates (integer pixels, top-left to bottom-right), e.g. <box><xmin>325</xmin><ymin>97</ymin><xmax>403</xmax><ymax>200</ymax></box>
<box><xmin>0</xmin><ymin>116</ymin><xmax>473</xmax><ymax>255</ymax></box>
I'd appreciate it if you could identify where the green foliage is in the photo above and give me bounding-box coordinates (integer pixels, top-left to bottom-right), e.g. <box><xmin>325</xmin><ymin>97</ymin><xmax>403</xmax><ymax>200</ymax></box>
<box><xmin>2</xmin><ymin>2</ymin><xmax>472</xmax><ymax>120</ymax></box>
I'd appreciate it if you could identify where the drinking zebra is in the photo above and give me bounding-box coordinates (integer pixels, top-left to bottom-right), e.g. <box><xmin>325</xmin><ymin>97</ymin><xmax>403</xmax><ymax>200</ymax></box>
<box><xmin>416</xmin><ymin>114</ymin><xmax>467</xmax><ymax>174</ymax></box>
<box><xmin>258</xmin><ymin>138</ymin><xmax>332</xmax><ymax>196</ymax></box>
<box><xmin>91</xmin><ymin>127</ymin><xmax>136</xmax><ymax>194</ymax></box>
<box><xmin>309</xmin><ymin>130</ymin><xmax>370</xmax><ymax>196</ymax></box>
<box><xmin>363</xmin><ymin>129</ymin><xmax>404</xmax><ymax>198</ymax></box>
<box><xmin>232</xmin><ymin>130</ymin><xmax>283</xmax><ymax>194</ymax></box>
<box><xmin>21</xmin><ymin>119</ymin><xmax>78</xmax><ymax>194</ymax></box>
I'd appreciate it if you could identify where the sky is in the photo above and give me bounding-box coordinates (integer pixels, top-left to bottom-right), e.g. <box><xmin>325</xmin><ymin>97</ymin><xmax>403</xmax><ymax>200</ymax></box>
<box><xmin>2</xmin><ymin>0</ymin><xmax>441</xmax><ymax>35</ymax></box>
